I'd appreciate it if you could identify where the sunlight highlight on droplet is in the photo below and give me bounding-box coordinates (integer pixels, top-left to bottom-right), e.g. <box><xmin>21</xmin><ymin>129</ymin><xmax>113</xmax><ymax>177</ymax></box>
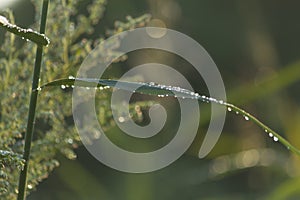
<box><xmin>244</xmin><ymin>116</ymin><xmax>249</xmax><ymax>121</ymax></box>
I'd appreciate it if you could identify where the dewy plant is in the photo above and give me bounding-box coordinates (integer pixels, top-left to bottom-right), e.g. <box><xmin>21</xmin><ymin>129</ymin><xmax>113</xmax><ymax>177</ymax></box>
<box><xmin>0</xmin><ymin>0</ymin><xmax>299</xmax><ymax>199</ymax></box>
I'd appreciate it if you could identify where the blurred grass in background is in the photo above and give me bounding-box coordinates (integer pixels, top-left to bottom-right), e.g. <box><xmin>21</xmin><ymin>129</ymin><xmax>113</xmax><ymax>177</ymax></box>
<box><xmin>2</xmin><ymin>0</ymin><xmax>300</xmax><ymax>199</ymax></box>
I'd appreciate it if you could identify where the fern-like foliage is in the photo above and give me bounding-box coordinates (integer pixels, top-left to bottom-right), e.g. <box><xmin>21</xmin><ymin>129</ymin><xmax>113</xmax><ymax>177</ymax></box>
<box><xmin>0</xmin><ymin>0</ymin><xmax>150</xmax><ymax>198</ymax></box>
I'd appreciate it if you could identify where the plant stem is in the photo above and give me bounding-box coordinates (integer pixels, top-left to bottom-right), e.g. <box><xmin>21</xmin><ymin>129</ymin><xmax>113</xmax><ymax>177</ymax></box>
<box><xmin>17</xmin><ymin>1</ymin><xmax>49</xmax><ymax>199</ymax></box>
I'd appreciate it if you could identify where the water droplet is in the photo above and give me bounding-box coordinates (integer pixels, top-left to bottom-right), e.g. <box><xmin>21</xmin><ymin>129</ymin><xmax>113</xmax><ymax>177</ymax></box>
<box><xmin>268</xmin><ymin>133</ymin><xmax>273</xmax><ymax>137</ymax></box>
<box><xmin>61</xmin><ymin>85</ymin><xmax>66</xmax><ymax>89</ymax></box>
<box><xmin>68</xmin><ymin>75</ymin><xmax>75</xmax><ymax>79</ymax></box>
<box><xmin>244</xmin><ymin>116</ymin><xmax>249</xmax><ymax>121</ymax></box>
<box><xmin>0</xmin><ymin>16</ymin><xmax>9</xmax><ymax>25</ymax></box>
<box><xmin>208</xmin><ymin>97</ymin><xmax>216</xmax><ymax>102</ymax></box>
<box><xmin>86</xmin><ymin>87</ymin><xmax>90</xmax><ymax>90</ymax></box>
<box><xmin>36</xmin><ymin>87</ymin><xmax>42</xmax><ymax>91</ymax></box>
<box><xmin>264</xmin><ymin>129</ymin><xmax>268</xmax><ymax>133</ymax></box>
<box><xmin>273</xmin><ymin>136</ymin><xmax>279</xmax><ymax>142</ymax></box>
<box><xmin>236</xmin><ymin>111</ymin><xmax>239</xmax><ymax>114</ymax></box>
<box><xmin>118</xmin><ymin>116</ymin><xmax>125</xmax><ymax>123</ymax></box>
<box><xmin>67</xmin><ymin>138</ymin><xmax>73</xmax><ymax>144</ymax></box>
<box><xmin>27</xmin><ymin>184</ymin><xmax>33</xmax><ymax>189</ymax></box>
<box><xmin>227</xmin><ymin>107</ymin><xmax>232</xmax><ymax>112</ymax></box>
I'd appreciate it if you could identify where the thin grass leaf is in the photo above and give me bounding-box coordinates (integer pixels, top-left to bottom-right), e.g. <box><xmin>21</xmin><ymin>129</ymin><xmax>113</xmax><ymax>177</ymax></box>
<box><xmin>0</xmin><ymin>15</ymin><xmax>50</xmax><ymax>46</ymax></box>
<box><xmin>39</xmin><ymin>78</ymin><xmax>207</xmax><ymax>99</ymax></box>
<box><xmin>40</xmin><ymin>78</ymin><xmax>300</xmax><ymax>157</ymax></box>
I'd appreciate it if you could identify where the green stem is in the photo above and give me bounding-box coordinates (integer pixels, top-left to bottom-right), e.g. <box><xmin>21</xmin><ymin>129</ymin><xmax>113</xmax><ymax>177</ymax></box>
<box><xmin>17</xmin><ymin>1</ymin><xmax>49</xmax><ymax>199</ymax></box>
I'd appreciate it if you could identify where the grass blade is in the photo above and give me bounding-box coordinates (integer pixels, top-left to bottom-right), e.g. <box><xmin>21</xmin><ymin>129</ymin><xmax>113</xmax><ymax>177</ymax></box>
<box><xmin>40</xmin><ymin>78</ymin><xmax>300</xmax><ymax>157</ymax></box>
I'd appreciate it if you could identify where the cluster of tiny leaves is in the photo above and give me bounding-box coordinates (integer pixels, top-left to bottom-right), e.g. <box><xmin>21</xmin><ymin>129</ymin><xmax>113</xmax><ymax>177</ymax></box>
<box><xmin>0</xmin><ymin>0</ymin><xmax>150</xmax><ymax>198</ymax></box>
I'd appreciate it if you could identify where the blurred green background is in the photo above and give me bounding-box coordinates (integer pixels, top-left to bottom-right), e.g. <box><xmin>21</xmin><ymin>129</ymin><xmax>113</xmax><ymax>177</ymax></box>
<box><xmin>4</xmin><ymin>0</ymin><xmax>300</xmax><ymax>199</ymax></box>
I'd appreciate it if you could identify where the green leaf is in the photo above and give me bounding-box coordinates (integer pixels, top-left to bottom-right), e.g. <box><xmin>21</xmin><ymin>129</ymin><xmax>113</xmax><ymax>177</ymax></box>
<box><xmin>0</xmin><ymin>15</ymin><xmax>50</xmax><ymax>46</ymax></box>
<box><xmin>40</xmin><ymin>78</ymin><xmax>300</xmax><ymax>157</ymax></box>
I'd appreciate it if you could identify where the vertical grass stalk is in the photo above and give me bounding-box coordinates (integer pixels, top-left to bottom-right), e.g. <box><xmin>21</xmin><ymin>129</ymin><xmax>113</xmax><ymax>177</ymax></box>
<box><xmin>17</xmin><ymin>0</ymin><xmax>49</xmax><ymax>199</ymax></box>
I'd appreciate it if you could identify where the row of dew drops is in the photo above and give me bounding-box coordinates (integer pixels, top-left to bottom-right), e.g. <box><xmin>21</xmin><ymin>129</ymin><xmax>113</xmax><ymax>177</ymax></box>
<box><xmin>41</xmin><ymin>77</ymin><xmax>282</xmax><ymax>145</ymax></box>
<box><xmin>147</xmin><ymin>81</ymin><xmax>278</xmax><ymax>143</ymax></box>
<box><xmin>0</xmin><ymin>15</ymin><xmax>50</xmax><ymax>46</ymax></box>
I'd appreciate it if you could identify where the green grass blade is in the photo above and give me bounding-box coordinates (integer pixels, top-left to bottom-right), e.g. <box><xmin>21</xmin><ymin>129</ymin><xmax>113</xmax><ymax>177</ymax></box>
<box><xmin>40</xmin><ymin>78</ymin><xmax>206</xmax><ymax>99</ymax></box>
<box><xmin>0</xmin><ymin>15</ymin><xmax>50</xmax><ymax>46</ymax></box>
<box><xmin>40</xmin><ymin>78</ymin><xmax>300</xmax><ymax>157</ymax></box>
